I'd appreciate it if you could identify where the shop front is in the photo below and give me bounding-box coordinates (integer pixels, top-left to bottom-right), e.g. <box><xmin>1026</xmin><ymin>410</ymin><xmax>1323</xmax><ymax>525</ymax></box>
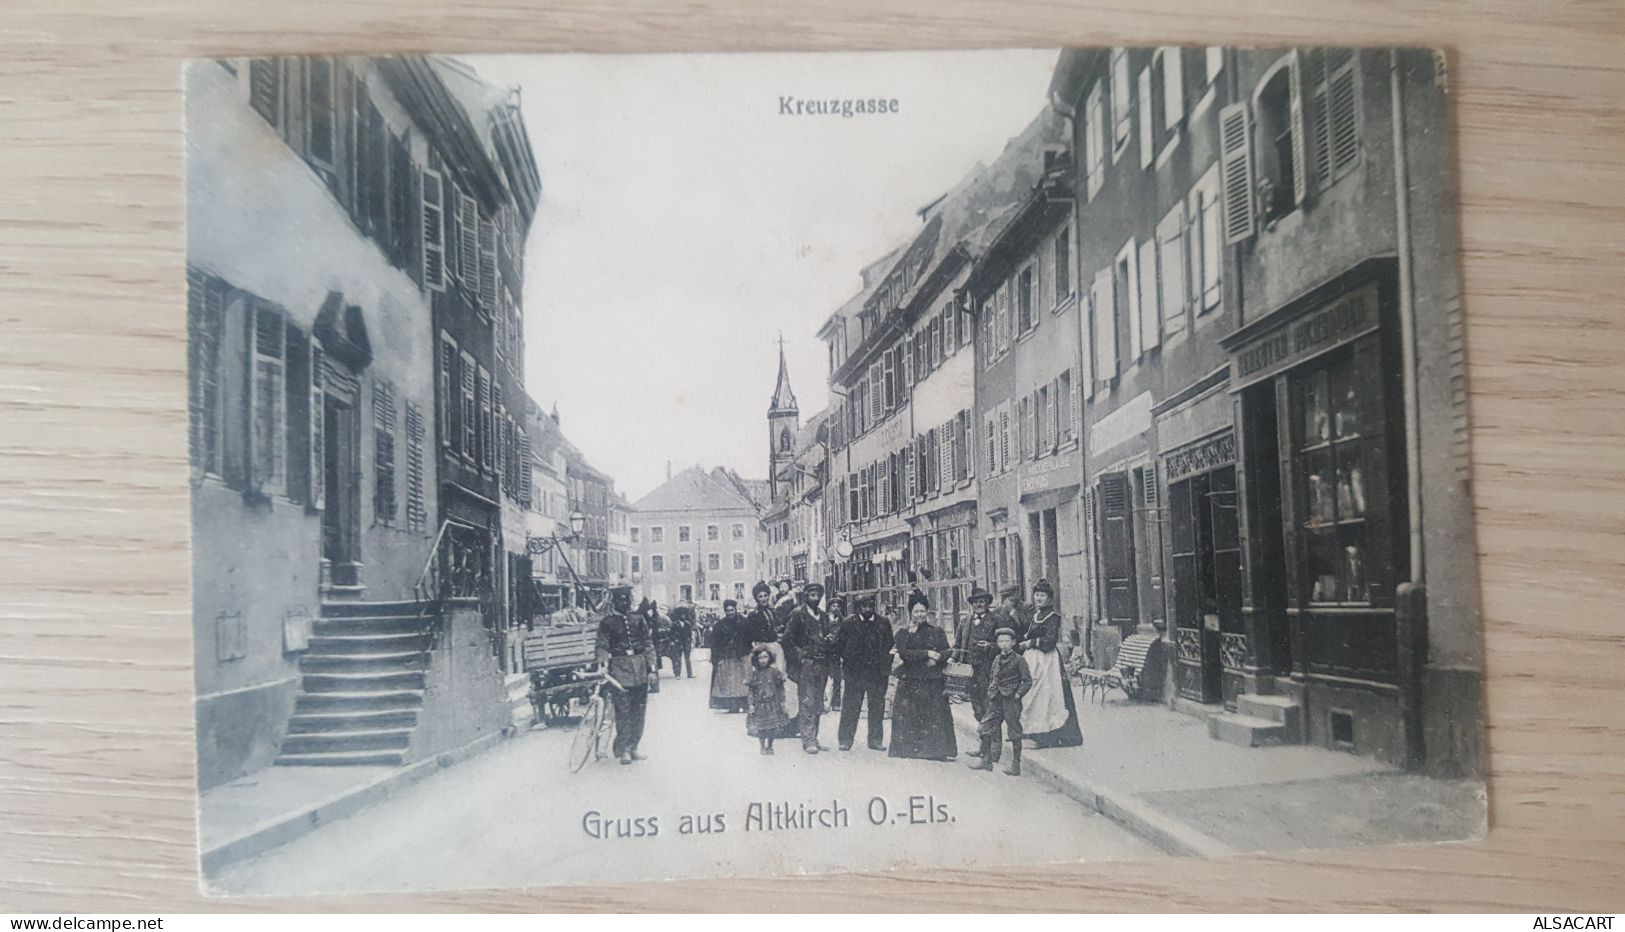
<box><xmin>840</xmin><ymin>533</ymin><xmax>913</xmax><ymax>621</ymax></box>
<box><xmin>1224</xmin><ymin>263</ymin><xmax>1411</xmax><ymax>761</ymax></box>
<box><xmin>908</xmin><ymin>502</ymin><xmax>978</xmax><ymax>638</ymax></box>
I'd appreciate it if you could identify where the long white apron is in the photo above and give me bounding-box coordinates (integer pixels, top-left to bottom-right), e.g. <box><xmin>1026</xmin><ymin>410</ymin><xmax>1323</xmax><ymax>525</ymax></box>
<box><xmin>1020</xmin><ymin>646</ymin><xmax>1069</xmax><ymax>735</ymax></box>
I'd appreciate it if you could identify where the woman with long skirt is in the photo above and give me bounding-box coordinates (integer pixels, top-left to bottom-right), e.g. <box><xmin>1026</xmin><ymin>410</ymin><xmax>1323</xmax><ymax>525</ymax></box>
<box><xmin>707</xmin><ymin>600</ymin><xmax>750</xmax><ymax>712</ymax></box>
<box><xmin>1019</xmin><ymin>579</ymin><xmax>1084</xmax><ymax>748</ymax></box>
<box><xmin>888</xmin><ymin>591</ymin><xmax>958</xmax><ymax>761</ymax></box>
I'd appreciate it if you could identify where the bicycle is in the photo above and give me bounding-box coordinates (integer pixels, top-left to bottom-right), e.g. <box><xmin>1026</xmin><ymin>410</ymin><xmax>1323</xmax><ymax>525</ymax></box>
<box><xmin>567</xmin><ymin>669</ymin><xmax>626</xmax><ymax>773</ymax></box>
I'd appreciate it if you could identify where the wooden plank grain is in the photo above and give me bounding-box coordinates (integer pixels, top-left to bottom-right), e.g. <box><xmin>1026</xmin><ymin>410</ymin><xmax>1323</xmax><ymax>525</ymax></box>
<box><xmin>2</xmin><ymin>0</ymin><xmax>1623</xmax><ymax>913</ymax></box>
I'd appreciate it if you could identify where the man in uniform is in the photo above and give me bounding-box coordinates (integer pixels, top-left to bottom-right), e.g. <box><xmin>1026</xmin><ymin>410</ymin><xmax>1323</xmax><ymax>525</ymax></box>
<box><xmin>594</xmin><ymin>587</ymin><xmax>659</xmax><ymax>765</ymax></box>
<box><xmin>783</xmin><ymin>582</ymin><xmax>838</xmax><ymax>753</ymax></box>
<box><xmin>959</xmin><ymin>585</ymin><xmax>1001</xmax><ymax>750</ymax></box>
<box><xmin>834</xmin><ymin>593</ymin><xmax>893</xmax><ymax>752</ymax></box>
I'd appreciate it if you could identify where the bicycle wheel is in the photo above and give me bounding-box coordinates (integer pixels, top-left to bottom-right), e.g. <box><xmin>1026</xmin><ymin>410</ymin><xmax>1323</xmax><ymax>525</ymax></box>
<box><xmin>569</xmin><ymin>695</ymin><xmax>605</xmax><ymax>773</ymax></box>
<box><xmin>595</xmin><ymin>694</ymin><xmax>617</xmax><ymax>760</ymax></box>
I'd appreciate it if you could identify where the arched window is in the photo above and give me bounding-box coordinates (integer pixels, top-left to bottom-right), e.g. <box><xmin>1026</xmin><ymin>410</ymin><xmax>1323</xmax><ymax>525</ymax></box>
<box><xmin>1253</xmin><ymin>56</ymin><xmax>1302</xmax><ymax>223</ymax></box>
<box><xmin>779</xmin><ymin>427</ymin><xmax>792</xmax><ymax>452</ymax></box>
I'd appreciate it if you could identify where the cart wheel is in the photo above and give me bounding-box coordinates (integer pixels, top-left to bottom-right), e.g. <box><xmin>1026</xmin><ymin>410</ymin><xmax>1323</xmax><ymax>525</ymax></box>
<box><xmin>570</xmin><ymin>695</ymin><xmax>605</xmax><ymax>773</ymax></box>
<box><xmin>595</xmin><ymin>698</ymin><xmax>617</xmax><ymax>760</ymax></box>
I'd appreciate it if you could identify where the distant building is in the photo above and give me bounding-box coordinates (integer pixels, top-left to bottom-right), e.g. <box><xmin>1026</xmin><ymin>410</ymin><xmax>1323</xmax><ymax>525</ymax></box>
<box><xmin>629</xmin><ymin>467</ymin><xmax>766</xmax><ymax>611</ymax></box>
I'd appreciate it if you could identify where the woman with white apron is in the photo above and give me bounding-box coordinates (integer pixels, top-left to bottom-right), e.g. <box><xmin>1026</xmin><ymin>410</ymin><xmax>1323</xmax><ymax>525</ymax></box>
<box><xmin>1019</xmin><ymin>579</ymin><xmax>1083</xmax><ymax>748</ymax></box>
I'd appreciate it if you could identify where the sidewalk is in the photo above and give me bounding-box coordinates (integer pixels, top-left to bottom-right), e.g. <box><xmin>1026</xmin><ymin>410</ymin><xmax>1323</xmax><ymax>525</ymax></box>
<box><xmin>198</xmin><ymin>731</ymin><xmax>506</xmax><ymax>876</ymax></box>
<box><xmin>950</xmin><ymin>694</ymin><xmax>1486</xmax><ymax>857</ymax></box>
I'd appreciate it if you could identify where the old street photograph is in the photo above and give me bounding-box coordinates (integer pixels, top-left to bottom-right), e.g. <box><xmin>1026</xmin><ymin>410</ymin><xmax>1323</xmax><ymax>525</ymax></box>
<box><xmin>185</xmin><ymin>48</ymin><xmax>1488</xmax><ymax>895</ymax></box>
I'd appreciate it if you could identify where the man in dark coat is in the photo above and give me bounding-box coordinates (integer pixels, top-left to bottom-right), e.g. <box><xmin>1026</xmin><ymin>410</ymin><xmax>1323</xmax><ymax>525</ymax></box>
<box><xmin>594</xmin><ymin>588</ymin><xmax>658</xmax><ymax>765</ymax></box>
<box><xmin>995</xmin><ymin>585</ymin><xmax>1031</xmax><ymax>640</ymax></box>
<box><xmin>668</xmin><ymin>602</ymin><xmax>697</xmax><ymax>678</ymax></box>
<box><xmin>834</xmin><ymin>593</ymin><xmax>893</xmax><ymax>752</ymax></box>
<box><xmin>959</xmin><ymin>585</ymin><xmax>1001</xmax><ymax>749</ymax></box>
<box><xmin>783</xmin><ymin>582</ymin><xmax>839</xmax><ymax>753</ymax></box>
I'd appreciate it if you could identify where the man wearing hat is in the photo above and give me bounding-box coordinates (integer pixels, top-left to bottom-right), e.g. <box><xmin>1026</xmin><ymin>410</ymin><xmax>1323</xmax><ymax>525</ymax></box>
<box><xmin>959</xmin><ymin>586</ymin><xmax>1002</xmax><ymax>737</ymax></box>
<box><xmin>783</xmin><ymin>582</ymin><xmax>839</xmax><ymax>753</ymax></box>
<box><xmin>834</xmin><ymin>593</ymin><xmax>893</xmax><ymax>751</ymax></box>
<box><xmin>994</xmin><ymin>584</ymin><xmax>1031</xmax><ymax>641</ymax></box>
<box><xmin>594</xmin><ymin>587</ymin><xmax>659</xmax><ymax>765</ymax></box>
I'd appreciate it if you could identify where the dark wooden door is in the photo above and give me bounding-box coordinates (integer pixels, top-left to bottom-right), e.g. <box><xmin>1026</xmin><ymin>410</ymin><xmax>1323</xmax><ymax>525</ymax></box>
<box><xmin>1099</xmin><ymin>472</ymin><xmax>1138</xmax><ymax>636</ymax></box>
<box><xmin>321</xmin><ymin>393</ymin><xmax>361</xmax><ymax>587</ymax></box>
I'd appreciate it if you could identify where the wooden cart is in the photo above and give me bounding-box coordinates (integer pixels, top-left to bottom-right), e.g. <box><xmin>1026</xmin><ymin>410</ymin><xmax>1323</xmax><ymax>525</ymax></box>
<box><xmin>523</xmin><ymin>622</ymin><xmax>600</xmax><ymax>723</ymax></box>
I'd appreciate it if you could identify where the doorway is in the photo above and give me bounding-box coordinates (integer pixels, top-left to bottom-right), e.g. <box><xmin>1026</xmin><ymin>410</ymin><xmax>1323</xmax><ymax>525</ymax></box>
<box><xmin>321</xmin><ymin>387</ymin><xmax>361</xmax><ymax>589</ymax></box>
<box><xmin>1169</xmin><ymin>463</ymin><xmax>1241</xmax><ymax>704</ymax></box>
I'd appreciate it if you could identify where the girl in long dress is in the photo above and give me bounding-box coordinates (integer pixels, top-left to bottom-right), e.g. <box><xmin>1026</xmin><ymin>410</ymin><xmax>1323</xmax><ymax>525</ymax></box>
<box><xmin>1019</xmin><ymin>579</ymin><xmax>1083</xmax><ymax>748</ymax></box>
<box><xmin>888</xmin><ymin>592</ymin><xmax>958</xmax><ymax>761</ymax></box>
<box><xmin>746</xmin><ymin>648</ymin><xmax>790</xmax><ymax>754</ymax></box>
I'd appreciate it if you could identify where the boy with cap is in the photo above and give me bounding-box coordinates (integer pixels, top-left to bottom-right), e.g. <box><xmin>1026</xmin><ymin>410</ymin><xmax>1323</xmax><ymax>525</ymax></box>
<box><xmin>969</xmin><ymin>627</ymin><xmax>1032</xmax><ymax>776</ymax></box>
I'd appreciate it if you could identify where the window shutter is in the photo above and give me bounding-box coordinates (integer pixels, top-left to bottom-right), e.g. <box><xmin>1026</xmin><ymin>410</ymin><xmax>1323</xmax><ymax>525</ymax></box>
<box><xmin>1287</xmin><ymin>51</ymin><xmax>1310</xmax><ymax>208</ymax></box>
<box><xmin>883</xmin><ymin>351</ymin><xmax>896</xmax><ymax>410</ymax></box>
<box><xmin>903</xmin><ymin>444</ymin><xmax>915</xmax><ymax>500</ymax></box>
<box><xmin>1328</xmin><ymin>51</ymin><xmax>1360</xmax><ymax>176</ymax></box>
<box><xmin>999</xmin><ymin>405</ymin><xmax>1011</xmax><ymax>473</ymax></box>
<box><xmin>1142</xmin><ymin>463</ymin><xmax>1159</xmax><ymax>508</ymax></box>
<box><xmin>1164</xmin><ymin>48</ymin><xmax>1185</xmax><ymax>129</ymax></box>
<box><xmin>478</xmin><ymin>218</ymin><xmax>498</xmax><ymax>314</ymax></box>
<box><xmin>1123</xmin><ymin>245</ymin><xmax>1142</xmax><ymax>360</ymax></box>
<box><xmin>459</xmin><ymin>192</ymin><xmax>479</xmax><ymax>288</ymax></box>
<box><xmin>868</xmin><ymin>363</ymin><xmax>883</xmax><ymax>422</ymax></box>
<box><xmin>939</xmin><ymin>421</ymin><xmax>953</xmax><ymax>488</ymax></box>
<box><xmin>372</xmin><ymin>379</ymin><xmax>397</xmax><ymax>524</ymax></box>
<box><xmin>460</xmin><ymin>353</ymin><xmax>477</xmax><ymax>455</ymax></box>
<box><xmin>1160</xmin><ymin>203</ymin><xmax>1188</xmax><ymax>340</ymax></box>
<box><xmin>1219</xmin><ymin>102</ymin><xmax>1256</xmax><ymax>243</ymax></box>
<box><xmin>404</xmin><ymin>399</ymin><xmax>425</xmax><ymax>532</ymax></box>
<box><xmin>996</xmin><ymin>284</ymin><xmax>1010</xmax><ymax>353</ymax></box>
<box><xmin>478</xmin><ymin>367</ymin><xmax>494</xmax><ymax>469</ymax></box>
<box><xmin>957</xmin><ymin>410</ymin><xmax>971</xmax><ymax>480</ymax></box>
<box><xmin>1139</xmin><ymin>237</ymin><xmax>1161</xmax><ymax>352</ymax></box>
<box><xmin>1138</xmin><ymin>66</ymin><xmax>1154</xmax><ymax>169</ymax></box>
<box><xmin>519</xmin><ymin>431</ymin><xmax>532</xmax><ymax>505</ymax></box>
<box><xmin>1048</xmin><ymin>381</ymin><xmax>1060</xmax><ymax>450</ymax></box>
<box><xmin>420</xmin><ymin>170</ymin><xmax>446</xmax><ymax>291</ymax></box>
<box><xmin>1099</xmin><ymin>472</ymin><xmax>1138</xmax><ymax>625</ymax></box>
<box><xmin>1093</xmin><ymin>267</ymin><xmax>1117</xmax><ymax>385</ymax></box>
<box><xmin>249</xmin><ymin>59</ymin><xmax>281</xmax><ymax>126</ymax></box>
<box><xmin>308</xmin><ymin>342</ymin><xmax>325</xmax><ymax>510</ymax></box>
<box><xmin>1070</xmin><ymin>373</ymin><xmax>1083</xmax><ymax>444</ymax></box>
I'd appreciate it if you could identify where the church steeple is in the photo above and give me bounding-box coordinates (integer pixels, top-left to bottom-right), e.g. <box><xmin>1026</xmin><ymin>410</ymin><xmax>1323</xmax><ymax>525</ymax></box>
<box><xmin>768</xmin><ymin>334</ymin><xmax>798</xmax><ymax>416</ymax></box>
<box><xmin>768</xmin><ymin>335</ymin><xmax>800</xmax><ymax>505</ymax></box>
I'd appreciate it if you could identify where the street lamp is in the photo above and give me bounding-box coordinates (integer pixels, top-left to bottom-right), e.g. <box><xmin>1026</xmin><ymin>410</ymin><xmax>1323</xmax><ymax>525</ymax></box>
<box><xmin>568</xmin><ymin>509</ymin><xmax>587</xmax><ymax>539</ymax></box>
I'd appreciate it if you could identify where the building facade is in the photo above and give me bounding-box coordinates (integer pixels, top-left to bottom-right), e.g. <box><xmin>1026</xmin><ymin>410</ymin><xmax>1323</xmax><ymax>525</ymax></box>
<box><xmin>629</xmin><ymin>467</ymin><xmax>765</xmax><ymax>611</ymax></box>
<box><xmin>186</xmin><ymin>55</ymin><xmax>533</xmax><ymax>788</ymax></box>
<box><xmin>1052</xmin><ymin>47</ymin><xmax>1482</xmax><ymax>774</ymax></box>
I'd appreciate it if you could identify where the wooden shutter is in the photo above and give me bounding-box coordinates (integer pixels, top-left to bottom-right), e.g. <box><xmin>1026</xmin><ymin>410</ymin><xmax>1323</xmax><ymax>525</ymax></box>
<box><xmin>999</xmin><ymin>405</ymin><xmax>1011</xmax><ymax>473</ymax></box>
<box><xmin>519</xmin><ymin>431</ymin><xmax>532</xmax><ymax>505</ymax></box>
<box><xmin>1070</xmin><ymin>372</ymin><xmax>1083</xmax><ymax>444</ymax></box>
<box><xmin>404</xmin><ymin>399</ymin><xmax>425</xmax><ymax>532</ymax></box>
<box><xmin>1139</xmin><ymin>238</ymin><xmax>1161</xmax><ymax>352</ymax></box>
<box><xmin>478</xmin><ymin>218</ymin><xmax>498</xmax><ymax>314</ymax></box>
<box><xmin>1095</xmin><ymin>267</ymin><xmax>1117</xmax><ymax>382</ymax></box>
<box><xmin>957</xmin><ymin>410</ymin><xmax>971</xmax><ymax>480</ymax></box>
<box><xmin>939</xmin><ymin>421</ymin><xmax>953</xmax><ymax>488</ymax></box>
<box><xmin>1138</xmin><ymin>66</ymin><xmax>1154</xmax><ymax>169</ymax></box>
<box><xmin>903</xmin><ymin>444</ymin><xmax>915</xmax><ymax>501</ymax></box>
<box><xmin>309</xmin><ymin>343</ymin><xmax>325</xmax><ymax>510</ymax></box>
<box><xmin>1122</xmin><ymin>245</ymin><xmax>1142</xmax><ymax>360</ymax></box>
<box><xmin>1099</xmin><ymin>472</ymin><xmax>1139</xmax><ymax>626</ymax></box>
<box><xmin>249</xmin><ymin>59</ymin><xmax>281</xmax><ymax>126</ymax></box>
<box><xmin>1047</xmin><ymin>381</ymin><xmax>1060</xmax><ymax>450</ymax></box>
<box><xmin>459</xmin><ymin>192</ymin><xmax>479</xmax><ymax>288</ymax></box>
<box><xmin>284</xmin><ymin>325</ymin><xmax>310</xmax><ymax>505</ymax></box>
<box><xmin>868</xmin><ymin>363</ymin><xmax>883</xmax><ymax>422</ymax></box>
<box><xmin>1160</xmin><ymin>203</ymin><xmax>1188</xmax><ymax>339</ymax></box>
<box><xmin>478</xmin><ymin>367</ymin><xmax>493</xmax><ymax>469</ymax></box>
<box><xmin>1219</xmin><ymin>102</ymin><xmax>1256</xmax><ymax>244</ymax></box>
<box><xmin>883</xmin><ymin>351</ymin><xmax>896</xmax><ymax>410</ymax></box>
<box><xmin>460</xmin><ymin>352</ymin><xmax>477</xmax><ymax>455</ymax></box>
<box><xmin>1328</xmin><ymin>50</ymin><xmax>1360</xmax><ymax>176</ymax></box>
<box><xmin>1163</xmin><ymin>47</ymin><xmax>1184</xmax><ymax>129</ymax></box>
<box><xmin>373</xmin><ymin>379</ymin><xmax>397</xmax><ymax>523</ymax></box>
<box><xmin>420</xmin><ymin>170</ymin><xmax>446</xmax><ymax>291</ymax></box>
<box><xmin>1287</xmin><ymin>50</ymin><xmax>1310</xmax><ymax>208</ymax></box>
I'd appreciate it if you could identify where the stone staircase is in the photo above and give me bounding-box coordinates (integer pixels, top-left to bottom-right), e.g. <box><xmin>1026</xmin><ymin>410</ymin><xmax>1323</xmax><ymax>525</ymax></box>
<box><xmin>1207</xmin><ymin>693</ymin><xmax>1303</xmax><ymax>748</ymax></box>
<box><xmin>276</xmin><ymin>600</ymin><xmax>433</xmax><ymax>767</ymax></box>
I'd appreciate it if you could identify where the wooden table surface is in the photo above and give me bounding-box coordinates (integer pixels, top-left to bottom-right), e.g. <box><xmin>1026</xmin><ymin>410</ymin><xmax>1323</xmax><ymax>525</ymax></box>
<box><xmin>2</xmin><ymin>0</ymin><xmax>1622</xmax><ymax>913</ymax></box>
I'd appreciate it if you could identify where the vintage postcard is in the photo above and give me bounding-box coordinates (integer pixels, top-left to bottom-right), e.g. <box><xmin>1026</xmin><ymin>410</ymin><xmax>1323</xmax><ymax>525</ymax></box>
<box><xmin>185</xmin><ymin>47</ymin><xmax>1487</xmax><ymax>895</ymax></box>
